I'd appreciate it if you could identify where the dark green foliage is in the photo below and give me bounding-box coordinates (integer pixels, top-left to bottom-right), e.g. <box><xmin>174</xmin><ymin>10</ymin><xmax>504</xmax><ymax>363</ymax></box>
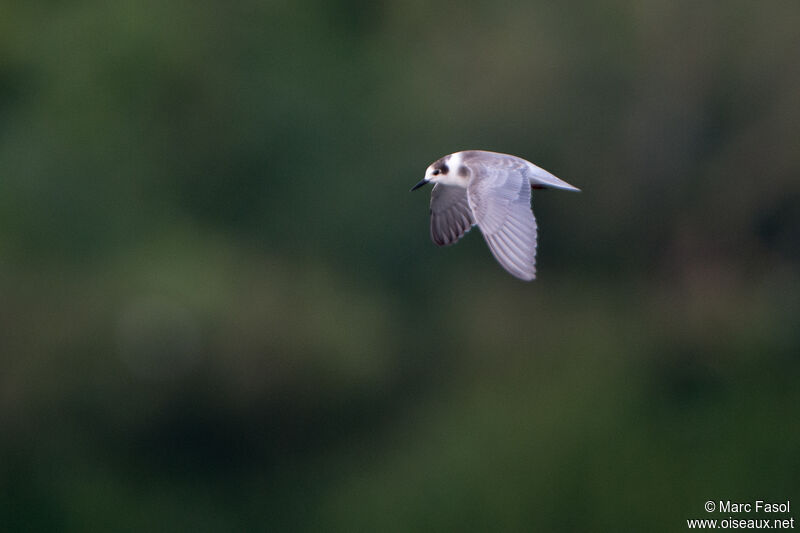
<box><xmin>1</xmin><ymin>1</ymin><xmax>799</xmax><ymax>530</ymax></box>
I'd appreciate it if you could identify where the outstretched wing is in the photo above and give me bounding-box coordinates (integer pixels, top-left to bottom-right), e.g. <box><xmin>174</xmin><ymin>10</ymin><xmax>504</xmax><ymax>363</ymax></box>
<box><xmin>467</xmin><ymin>162</ymin><xmax>538</xmax><ymax>280</ymax></box>
<box><xmin>430</xmin><ymin>184</ymin><xmax>474</xmax><ymax>246</ymax></box>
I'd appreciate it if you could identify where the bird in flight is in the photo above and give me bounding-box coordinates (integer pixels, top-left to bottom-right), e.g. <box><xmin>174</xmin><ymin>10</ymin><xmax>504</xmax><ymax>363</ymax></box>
<box><xmin>411</xmin><ymin>150</ymin><xmax>579</xmax><ymax>281</ymax></box>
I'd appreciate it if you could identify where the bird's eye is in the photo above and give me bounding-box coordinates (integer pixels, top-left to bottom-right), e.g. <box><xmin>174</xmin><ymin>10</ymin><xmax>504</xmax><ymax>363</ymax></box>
<box><xmin>432</xmin><ymin>169</ymin><xmax>440</xmax><ymax>176</ymax></box>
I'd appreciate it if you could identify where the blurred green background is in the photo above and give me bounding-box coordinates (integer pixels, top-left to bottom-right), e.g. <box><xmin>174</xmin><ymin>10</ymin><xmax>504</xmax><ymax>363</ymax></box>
<box><xmin>1</xmin><ymin>1</ymin><xmax>799</xmax><ymax>531</ymax></box>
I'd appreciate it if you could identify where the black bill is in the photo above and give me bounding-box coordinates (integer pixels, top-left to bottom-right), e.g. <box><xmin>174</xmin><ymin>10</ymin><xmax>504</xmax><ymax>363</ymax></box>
<box><xmin>410</xmin><ymin>178</ymin><xmax>429</xmax><ymax>191</ymax></box>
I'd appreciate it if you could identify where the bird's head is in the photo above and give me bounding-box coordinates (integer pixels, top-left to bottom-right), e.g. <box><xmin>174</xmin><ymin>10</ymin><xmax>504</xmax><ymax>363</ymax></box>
<box><xmin>411</xmin><ymin>154</ymin><xmax>464</xmax><ymax>191</ymax></box>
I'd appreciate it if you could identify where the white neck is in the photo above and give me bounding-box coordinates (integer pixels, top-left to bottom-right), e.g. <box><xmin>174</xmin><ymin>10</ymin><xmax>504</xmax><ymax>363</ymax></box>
<box><xmin>431</xmin><ymin>152</ymin><xmax>467</xmax><ymax>187</ymax></box>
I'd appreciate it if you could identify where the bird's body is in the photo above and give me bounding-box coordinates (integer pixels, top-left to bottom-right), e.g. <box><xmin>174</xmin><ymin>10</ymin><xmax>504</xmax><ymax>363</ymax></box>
<box><xmin>411</xmin><ymin>150</ymin><xmax>579</xmax><ymax>281</ymax></box>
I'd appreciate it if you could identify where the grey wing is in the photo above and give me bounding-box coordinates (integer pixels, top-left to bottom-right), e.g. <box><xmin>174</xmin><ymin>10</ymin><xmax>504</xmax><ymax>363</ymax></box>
<box><xmin>430</xmin><ymin>184</ymin><xmax>474</xmax><ymax>246</ymax></box>
<box><xmin>467</xmin><ymin>164</ymin><xmax>538</xmax><ymax>280</ymax></box>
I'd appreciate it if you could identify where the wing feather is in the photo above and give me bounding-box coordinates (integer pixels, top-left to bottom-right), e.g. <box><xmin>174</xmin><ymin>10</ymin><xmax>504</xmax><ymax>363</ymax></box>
<box><xmin>430</xmin><ymin>184</ymin><xmax>474</xmax><ymax>246</ymax></box>
<box><xmin>467</xmin><ymin>160</ymin><xmax>538</xmax><ymax>281</ymax></box>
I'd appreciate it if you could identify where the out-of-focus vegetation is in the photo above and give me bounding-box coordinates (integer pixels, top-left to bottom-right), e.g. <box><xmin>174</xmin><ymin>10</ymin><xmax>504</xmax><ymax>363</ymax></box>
<box><xmin>1</xmin><ymin>1</ymin><xmax>799</xmax><ymax>531</ymax></box>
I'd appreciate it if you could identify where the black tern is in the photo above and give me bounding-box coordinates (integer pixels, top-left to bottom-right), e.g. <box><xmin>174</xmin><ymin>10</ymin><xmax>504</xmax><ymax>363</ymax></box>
<box><xmin>411</xmin><ymin>150</ymin><xmax>579</xmax><ymax>281</ymax></box>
